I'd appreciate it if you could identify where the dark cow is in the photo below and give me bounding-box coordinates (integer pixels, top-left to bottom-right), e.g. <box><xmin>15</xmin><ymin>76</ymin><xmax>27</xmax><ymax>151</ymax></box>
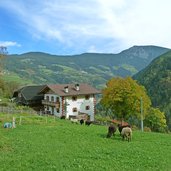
<box><xmin>85</xmin><ymin>120</ymin><xmax>92</xmax><ymax>126</ymax></box>
<box><xmin>80</xmin><ymin>119</ymin><xmax>84</xmax><ymax>125</ymax></box>
<box><xmin>60</xmin><ymin>115</ymin><xmax>66</xmax><ymax>119</ymax></box>
<box><xmin>107</xmin><ymin>124</ymin><xmax>116</xmax><ymax>138</ymax></box>
<box><xmin>118</xmin><ymin>124</ymin><xmax>131</xmax><ymax>135</ymax></box>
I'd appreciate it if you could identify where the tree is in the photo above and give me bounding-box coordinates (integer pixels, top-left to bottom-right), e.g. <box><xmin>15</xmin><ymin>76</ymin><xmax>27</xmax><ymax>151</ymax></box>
<box><xmin>4</xmin><ymin>81</ymin><xmax>20</xmax><ymax>98</ymax></box>
<box><xmin>0</xmin><ymin>46</ymin><xmax>8</xmax><ymax>74</ymax></box>
<box><xmin>100</xmin><ymin>77</ymin><xmax>151</xmax><ymax>121</ymax></box>
<box><xmin>0</xmin><ymin>78</ymin><xmax>5</xmax><ymax>97</ymax></box>
<box><xmin>0</xmin><ymin>46</ymin><xmax>7</xmax><ymax>57</ymax></box>
<box><xmin>144</xmin><ymin>107</ymin><xmax>167</xmax><ymax>132</ymax></box>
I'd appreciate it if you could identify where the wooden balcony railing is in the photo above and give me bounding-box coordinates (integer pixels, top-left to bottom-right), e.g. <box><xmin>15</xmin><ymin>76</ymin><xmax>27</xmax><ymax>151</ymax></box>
<box><xmin>42</xmin><ymin>100</ymin><xmax>60</xmax><ymax>108</ymax></box>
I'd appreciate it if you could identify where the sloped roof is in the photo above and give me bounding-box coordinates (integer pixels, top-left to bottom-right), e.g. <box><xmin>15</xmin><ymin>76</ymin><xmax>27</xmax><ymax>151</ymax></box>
<box><xmin>13</xmin><ymin>85</ymin><xmax>46</xmax><ymax>100</ymax></box>
<box><xmin>41</xmin><ymin>83</ymin><xmax>101</xmax><ymax>96</ymax></box>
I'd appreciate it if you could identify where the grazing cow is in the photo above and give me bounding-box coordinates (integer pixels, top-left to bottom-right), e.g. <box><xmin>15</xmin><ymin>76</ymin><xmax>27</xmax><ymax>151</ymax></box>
<box><xmin>80</xmin><ymin>119</ymin><xmax>84</xmax><ymax>125</ymax></box>
<box><xmin>121</xmin><ymin>127</ymin><xmax>132</xmax><ymax>142</ymax></box>
<box><xmin>107</xmin><ymin>124</ymin><xmax>116</xmax><ymax>138</ymax></box>
<box><xmin>118</xmin><ymin>124</ymin><xmax>131</xmax><ymax>135</ymax></box>
<box><xmin>60</xmin><ymin>115</ymin><xmax>66</xmax><ymax>119</ymax></box>
<box><xmin>85</xmin><ymin>120</ymin><xmax>92</xmax><ymax>126</ymax></box>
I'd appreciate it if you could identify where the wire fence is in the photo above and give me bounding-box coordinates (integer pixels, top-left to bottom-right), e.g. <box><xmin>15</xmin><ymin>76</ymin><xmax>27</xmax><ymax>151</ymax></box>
<box><xmin>0</xmin><ymin>114</ymin><xmax>59</xmax><ymax>127</ymax></box>
<box><xmin>0</xmin><ymin>106</ymin><xmax>38</xmax><ymax>115</ymax></box>
<box><xmin>0</xmin><ymin>106</ymin><xmax>111</xmax><ymax>126</ymax></box>
<box><xmin>0</xmin><ymin>106</ymin><xmax>59</xmax><ymax>126</ymax></box>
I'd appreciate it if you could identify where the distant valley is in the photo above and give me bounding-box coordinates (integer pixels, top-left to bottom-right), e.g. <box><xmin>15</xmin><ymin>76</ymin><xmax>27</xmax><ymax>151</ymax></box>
<box><xmin>3</xmin><ymin>45</ymin><xmax>170</xmax><ymax>88</ymax></box>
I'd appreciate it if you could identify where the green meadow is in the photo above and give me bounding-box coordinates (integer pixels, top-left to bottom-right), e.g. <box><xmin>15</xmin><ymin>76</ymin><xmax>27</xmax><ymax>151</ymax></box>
<box><xmin>0</xmin><ymin>114</ymin><xmax>171</xmax><ymax>171</ymax></box>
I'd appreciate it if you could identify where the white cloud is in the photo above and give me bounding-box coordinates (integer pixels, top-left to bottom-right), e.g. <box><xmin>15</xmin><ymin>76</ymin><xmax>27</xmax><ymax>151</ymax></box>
<box><xmin>118</xmin><ymin>0</ymin><xmax>171</xmax><ymax>48</ymax></box>
<box><xmin>0</xmin><ymin>41</ymin><xmax>21</xmax><ymax>47</ymax></box>
<box><xmin>1</xmin><ymin>0</ymin><xmax>171</xmax><ymax>53</ymax></box>
<box><xmin>87</xmin><ymin>45</ymin><xmax>98</xmax><ymax>53</ymax></box>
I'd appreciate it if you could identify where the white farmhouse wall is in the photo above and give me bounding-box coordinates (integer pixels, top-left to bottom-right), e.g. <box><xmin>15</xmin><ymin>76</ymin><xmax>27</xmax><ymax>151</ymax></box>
<box><xmin>65</xmin><ymin>95</ymin><xmax>95</xmax><ymax>121</ymax></box>
<box><xmin>43</xmin><ymin>94</ymin><xmax>96</xmax><ymax>121</ymax></box>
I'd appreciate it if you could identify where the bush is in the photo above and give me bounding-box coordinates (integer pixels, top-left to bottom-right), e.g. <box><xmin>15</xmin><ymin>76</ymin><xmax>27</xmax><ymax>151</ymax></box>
<box><xmin>95</xmin><ymin>115</ymin><xmax>112</xmax><ymax>125</ymax></box>
<box><xmin>144</xmin><ymin>127</ymin><xmax>151</xmax><ymax>132</ymax></box>
<box><xmin>95</xmin><ymin>115</ymin><xmax>111</xmax><ymax>122</ymax></box>
<box><xmin>156</xmin><ymin>127</ymin><xmax>167</xmax><ymax>133</ymax></box>
<box><xmin>0</xmin><ymin>102</ymin><xmax>8</xmax><ymax>107</ymax></box>
<box><xmin>131</xmin><ymin>125</ymin><xmax>139</xmax><ymax>131</ymax></box>
<box><xmin>144</xmin><ymin>107</ymin><xmax>167</xmax><ymax>133</ymax></box>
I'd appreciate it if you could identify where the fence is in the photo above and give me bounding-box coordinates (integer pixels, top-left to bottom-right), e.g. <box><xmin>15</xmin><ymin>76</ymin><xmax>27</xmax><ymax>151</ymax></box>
<box><xmin>0</xmin><ymin>114</ymin><xmax>59</xmax><ymax>127</ymax></box>
<box><xmin>0</xmin><ymin>106</ymin><xmax>38</xmax><ymax>115</ymax></box>
<box><xmin>17</xmin><ymin>115</ymin><xmax>58</xmax><ymax>125</ymax></box>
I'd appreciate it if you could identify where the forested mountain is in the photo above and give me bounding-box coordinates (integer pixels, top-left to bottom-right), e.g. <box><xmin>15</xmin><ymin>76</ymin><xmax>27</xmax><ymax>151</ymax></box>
<box><xmin>3</xmin><ymin>45</ymin><xmax>169</xmax><ymax>88</ymax></box>
<box><xmin>133</xmin><ymin>51</ymin><xmax>171</xmax><ymax>129</ymax></box>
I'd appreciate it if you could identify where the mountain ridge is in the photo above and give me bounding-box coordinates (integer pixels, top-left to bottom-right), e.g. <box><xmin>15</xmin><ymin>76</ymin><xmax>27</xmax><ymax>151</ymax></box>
<box><xmin>13</xmin><ymin>45</ymin><xmax>170</xmax><ymax>57</ymax></box>
<box><xmin>3</xmin><ymin>45</ymin><xmax>170</xmax><ymax>88</ymax></box>
<box><xmin>133</xmin><ymin>51</ymin><xmax>171</xmax><ymax>129</ymax></box>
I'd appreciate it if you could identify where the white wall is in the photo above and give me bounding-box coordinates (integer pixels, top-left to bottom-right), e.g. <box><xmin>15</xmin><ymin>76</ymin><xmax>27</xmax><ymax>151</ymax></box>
<box><xmin>43</xmin><ymin>94</ymin><xmax>95</xmax><ymax>121</ymax></box>
<box><xmin>65</xmin><ymin>95</ymin><xmax>95</xmax><ymax>121</ymax></box>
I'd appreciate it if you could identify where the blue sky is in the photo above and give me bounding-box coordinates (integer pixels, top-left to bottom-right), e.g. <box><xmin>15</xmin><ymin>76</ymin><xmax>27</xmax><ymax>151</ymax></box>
<box><xmin>0</xmin><ymin>0</ymin><xmax>171</xmax><ymax>55</ymax></box>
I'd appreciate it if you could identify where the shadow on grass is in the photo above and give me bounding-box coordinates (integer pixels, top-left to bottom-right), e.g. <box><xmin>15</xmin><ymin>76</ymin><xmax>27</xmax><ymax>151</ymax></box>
<box><xmin>98</xmin><ymin>133</ymin><xmax>123</xmax><ymax>141</ymax></box>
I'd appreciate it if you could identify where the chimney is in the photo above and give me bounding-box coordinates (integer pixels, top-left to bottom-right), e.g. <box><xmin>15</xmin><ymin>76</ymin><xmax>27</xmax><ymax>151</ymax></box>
<box><xmin>64</xmin><ymin>86</ymin><xmax>69</xmax><ymax>93</ymax></box>
<box><xmin>75</xmin><ymin>84</ymin><xmax>80</xmax><ymax>91</ymax></box>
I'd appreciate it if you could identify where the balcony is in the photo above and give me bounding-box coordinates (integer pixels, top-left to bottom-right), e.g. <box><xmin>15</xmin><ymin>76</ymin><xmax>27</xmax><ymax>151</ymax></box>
<box><xmin>42</xmin><ymin>100</ymin><xmax>60</xmax><ymax>108</ymax></box>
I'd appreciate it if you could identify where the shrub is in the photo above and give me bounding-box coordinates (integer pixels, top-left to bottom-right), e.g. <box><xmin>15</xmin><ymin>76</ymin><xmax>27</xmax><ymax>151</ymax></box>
<box><xmin>144</xmin><ymin>127</ymin><xmax>151</xmax><ymax>132</ymax></box>
<box><xmin>0</xmin><ymin>102</ymin><xmax>8</xmax><ymax>107</ymax></box>
<box><xmin>95</xmin><ymin>115</ymin><xmax>111</xmax><ymax>122</ymax></box>
<box><xmin>131</xmin><ymin>125</ymin><xmax>139</xmax><ymax>131</ymax></box>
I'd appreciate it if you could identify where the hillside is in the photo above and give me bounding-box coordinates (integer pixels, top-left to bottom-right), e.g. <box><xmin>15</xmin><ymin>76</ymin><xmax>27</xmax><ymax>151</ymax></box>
<box><xmin>133</xmin><ymin>51</ymin><xmax>171</xmax><ymax>129</ymax></box>
<box><xmin>3</xmin><ymin>45</ymin><xmax>169</xmax><ymax>88</ymax></box>
<box><xmin>1</xmin><ymin>114</ymin><xmax>171</xmax><ymax>171</ymax></box>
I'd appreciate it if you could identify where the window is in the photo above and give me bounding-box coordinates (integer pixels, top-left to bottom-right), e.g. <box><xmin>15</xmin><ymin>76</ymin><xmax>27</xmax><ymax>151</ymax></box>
<box><xmin>86</xmin><ymin>106</ymin><xmax>90</xmax><ymax>110</ymax></box>
<box><xmin>56</xmin><ymin>108</ymin><xmax>60</xmax><ymax>113</ymax></box>
<box><xmin>85</xmin><ymin>95</ymin><xmax>90</xmax><ymax>100</ymax></box>
<box><xmin>72</xmin><ymin>96</ymin><xmax>77</xmax><ymax>101</ymax></box>
<box><xmin>52</xmin><ymin>107</ymin><xmax>54</xmax><ymax>115</ymax></box>
<box><xmin>56</xmin><ymin>97</ymin><xmax>60</xmax><ymax>102</ymax></box>
<box><xmin>72</xmin><ymin>107</ymin><xmax>77</xmax><ymax>112</ymax></box>
<box><xmin>46</xmin><ymin>96</ymin><xmax>49</xmax><ymax>101</ymax></box>
<box><xmin>51</xmin><ymin>96</ymin><xmax>54</xmax><ymax>102</ymax></box>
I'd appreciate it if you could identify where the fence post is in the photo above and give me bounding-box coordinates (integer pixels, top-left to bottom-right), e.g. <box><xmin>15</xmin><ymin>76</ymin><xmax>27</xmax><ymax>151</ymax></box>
<box><xmin>46</xmin><ymin>115</ymin><xmax>48</xmax><ymax>124</ymax></box>
<box><xmin>12</xmin><ymin>117</ymin><xmax>16</xmax><ymax>128</ymax></box>
<box><xmin>19</xmin><ymin>116</ymin><xmax>22</xmax><ymax>125</ymax></box>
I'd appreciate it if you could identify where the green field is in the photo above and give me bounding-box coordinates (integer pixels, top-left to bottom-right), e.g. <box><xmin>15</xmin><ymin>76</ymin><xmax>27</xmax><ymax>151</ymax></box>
<box><xmin>0</xmin><ymin>114</ymin><xmax>171</xmax><ymax>171</ymax></box>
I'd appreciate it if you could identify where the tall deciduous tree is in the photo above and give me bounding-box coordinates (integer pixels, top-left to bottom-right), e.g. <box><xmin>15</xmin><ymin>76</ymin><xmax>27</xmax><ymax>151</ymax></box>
<box><xmin>0</xmin><ymin>78</ymin><xmax>5</xmax><ymax>96</ymax></box>
<box><xmin>101</xmin><ymin>77</ymin><xmax>151</xmax><ymax>121</ymax></box>
<box><xmin>0</xmin><ymin>46</ymin><xmax>8</xmax><ymax>97</ymax></box>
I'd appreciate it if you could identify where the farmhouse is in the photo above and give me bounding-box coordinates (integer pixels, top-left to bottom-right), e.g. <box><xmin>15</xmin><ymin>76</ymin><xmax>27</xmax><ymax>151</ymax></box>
<box><xmin>12</xmin><ymin>85</ymin><xmax>46</xmax><ymax>110</ymax></box>
<box><xmin>40</xmin><ymin>83</ymin><xmax>100</xmax><ymax>121</ymax></box>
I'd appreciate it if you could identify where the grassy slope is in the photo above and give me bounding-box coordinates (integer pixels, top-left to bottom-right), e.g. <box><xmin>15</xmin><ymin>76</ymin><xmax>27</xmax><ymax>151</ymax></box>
<box><xmin>0</xmin><ymin>115</ymin><xmax>171</xmax><ymax>171</ymax></box>
<box><xmin>1</xmin><ymin>71</ymin><xmax>33</xmax><ymax>85</ymax></box>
